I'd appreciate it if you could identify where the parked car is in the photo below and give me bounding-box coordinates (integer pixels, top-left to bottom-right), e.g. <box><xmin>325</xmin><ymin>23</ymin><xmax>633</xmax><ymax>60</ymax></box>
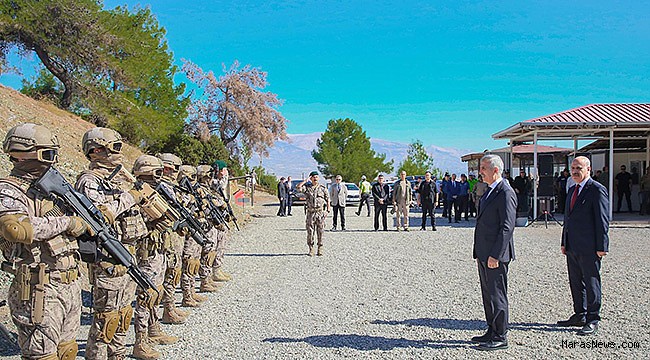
<box><xmin>326</xmin><ymin>182</ymin><xmax>361</xmax><ymax>206</ymax></box>
<box><xmin>290</xmin><ymin>179</ymin><xmax>308</xmax><ymax>205</ymax></box>
<box><xmin>344</xmin><ymin>182</ymin><xmax>360</xmax><ymax>206</ymax></box>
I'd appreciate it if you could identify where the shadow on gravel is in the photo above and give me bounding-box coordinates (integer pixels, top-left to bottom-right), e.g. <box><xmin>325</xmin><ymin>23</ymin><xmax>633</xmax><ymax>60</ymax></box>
<box><xmin>263</xmin><ymin>334</ymin><xmax>472</xmax><ymax>350</ymax></box>
<box><xmin>373</xmin><ymin>318</ymin><xmax>575</xmax><ymax>333</ymax></box>
<box><xmin>227</xmin><ymin>253</ymin><xmax>306</xmax><ymax>257</ymax></box>
<box><xmin>373</xmin><ymin>318</ymin><xmax>484</xmax><ymax>330</ymax></box>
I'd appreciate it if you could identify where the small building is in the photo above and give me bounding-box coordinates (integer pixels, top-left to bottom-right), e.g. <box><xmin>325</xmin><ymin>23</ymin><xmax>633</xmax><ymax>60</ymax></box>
<box><xmin>491</xmin><ymin>103</ymin><xmax>649</xmax><ymax>219</ymax></box>
<box><xmin>462</xmin><ymin>144</ymin><xmax>573</xmax><ymax>177</ymax></box>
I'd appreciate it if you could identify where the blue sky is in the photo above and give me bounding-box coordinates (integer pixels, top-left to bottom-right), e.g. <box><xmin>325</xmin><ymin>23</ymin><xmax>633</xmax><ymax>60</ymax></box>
<box><xmin>2</xmin><ymin>0</ymin><xmax>649</xmax><ymax>152</ymax></box>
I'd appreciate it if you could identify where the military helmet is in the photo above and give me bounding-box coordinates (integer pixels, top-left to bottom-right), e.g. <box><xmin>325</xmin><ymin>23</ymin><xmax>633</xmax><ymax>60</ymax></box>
<box><xmin>156</xmin><ymin>153</ymin><xmax>182</xmax><ymax>170</ymax></box>
<box><xmin>178</xmin><ymin>165</ymin><xmax>197</xmax><ymax>182</ymax></box>
<box><xmin>3</xmin><ymin>123</ymin><xmax>60</xmax><ymax>163</ymax></box>
<box><xmin>82</xmin><ymin>127</ymin><xmax>123</xmax><ymax>158</ymax></box>
<box><xmin>196</xmin><ymin>165</ymin><xmax>212</xmax><ymax>178</ymax></box>
<box><xmin>133</xmin><ymin>155</ymin><xmax>164</xmax><ymax>179</ymax></box>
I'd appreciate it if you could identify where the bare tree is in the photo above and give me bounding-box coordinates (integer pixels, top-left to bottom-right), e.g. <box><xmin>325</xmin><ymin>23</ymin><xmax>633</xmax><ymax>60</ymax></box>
<box><xmin>182</xmin><ymin>60</ymin><xmax>287</xmax><ymax>156</ymax></box>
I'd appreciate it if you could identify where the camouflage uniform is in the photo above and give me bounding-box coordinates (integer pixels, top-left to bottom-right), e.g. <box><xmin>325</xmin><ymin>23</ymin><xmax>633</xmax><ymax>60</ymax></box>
<box><xmin>176</xmin><ymin>167</ymin><xmax>206</xmax><ymax>306</ymax></box>
<box><xmin>299</xmin><ymin>182</ymin><xmax>329</xmax><ymax>249</ymax></box>
<box><xmin>1</xmin><ymin>123</ymin><xmax>82</xmax><ymax>360</ymax></box>
<box><xmin>131</xmin><ymin>154</ymin><xmax>179</xmax><ymax>360</ymax></box>
<box><xmin>76</xmin><ymin>167</ymin><xmax>141</xmax><ymax>360</ymax></box>
<box><xmin>209</xmin><ymin>172</ymin><xmax>232</xmax><ymax>281</ymax></box>
<box><xmin>197</xmin><ymin>165</ymin><xmax>226</xmax><ymax>292</ymax></box>
<box><xmin>1</xmin><ymin>177</ymin><xmax>82</xmax><ymax>360</ymax></box>
<box><xmin>159</xmin><ymin>181</ymin><xmax>186</xmax><ymax>315</ymax></box>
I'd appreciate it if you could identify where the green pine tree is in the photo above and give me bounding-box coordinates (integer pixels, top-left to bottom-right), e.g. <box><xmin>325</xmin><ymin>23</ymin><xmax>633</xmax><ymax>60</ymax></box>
<box><xmin>312</xmin><ymin>118</ymin><xmax>393</xmax><ymax>182</ymax></box>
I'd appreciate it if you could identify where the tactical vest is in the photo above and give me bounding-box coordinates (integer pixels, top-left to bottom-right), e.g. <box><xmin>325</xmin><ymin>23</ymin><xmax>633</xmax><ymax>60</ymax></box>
<box><xmin>0</xmin><ymin>177</ymin><xmax>78</xmax><ymax>273</ymax></box>
<box><xmin>77</xmin><ymin>170</ymin><xmax>147</xmax><ymax>246</ymax></box>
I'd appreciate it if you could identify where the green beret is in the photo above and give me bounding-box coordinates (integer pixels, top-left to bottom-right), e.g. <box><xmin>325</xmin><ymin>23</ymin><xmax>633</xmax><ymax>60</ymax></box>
<box><xmin>212</xmin><ymin>160</ymin><xmax>227</xmax><ymax>170</ymax></box>
<box><xmin>309</xmin><ymin>171</ymin><xmax>319</xmax><ymax>177</ymax></box>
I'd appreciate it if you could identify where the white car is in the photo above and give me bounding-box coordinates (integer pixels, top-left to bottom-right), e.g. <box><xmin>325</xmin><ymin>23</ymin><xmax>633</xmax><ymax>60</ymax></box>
<box><xmin>327</xmin><ymin>182</ymin><xmax>361</xmax><ymax>206</ymax></box>
<box><xmin>344</xmin><ymin>182</ymin><xmax>361</xmax><ymax>206</ymax></box>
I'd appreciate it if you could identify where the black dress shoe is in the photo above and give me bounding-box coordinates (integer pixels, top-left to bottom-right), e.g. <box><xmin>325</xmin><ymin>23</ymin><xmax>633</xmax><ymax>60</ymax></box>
<box><xmin>577</xmin><ymin>322</ymin><xmax>598</xmax><ymax>336</ymax></box>
<box><xmin>477</xmin><ymin>340</ymin><xmax>508</xmax><ymax>351</ymax></box>
<box><xmin>471</xmin><ymin>332</ymin><xmax>492</xmax><ymax>343</ymax></box>
<box><xmin>557</xmin><ymin>314</ymin><xmax>586</xmax><ymax>327</ymax></box>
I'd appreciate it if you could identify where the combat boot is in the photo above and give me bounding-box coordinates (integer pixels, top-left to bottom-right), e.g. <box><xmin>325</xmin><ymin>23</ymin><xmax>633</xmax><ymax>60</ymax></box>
<box><xmin>181</xmin><ymin>290</ymin><xmax>201</xmax><ymax>307</ymax></box>
<box><xmin>308</xmin><ymin>246</ymin><xmax>315</xmax><ymax>257</ymax></box>
<box><xmin>317</xmin><ymin>246</ymin><xmax>323</xmax><ymax>256</ymax></box>
<box><xmin>162</xmin><ymin>305</ymin><xmax>188</xmax><ymax>324</ymax></box>
<box><xmin>192</xmin><ymin>289</ymin><xmax>208</xmax><ymax>302</ymax></box>
<box><xmin>213</xmin><ymin>268</ymin><xmax>232</xmax><ymax>282</ymax></box>
<box><xmin>132</xmin><ymin>332</ymin><xmax>161</xmax><ymax>360</ymax></box>
<box><xmin>200</xmin><ymin>277</ymin><xmax>222</xmax><ymax>292</ymax></box>
<box><xmin>148</xmin><ymin>323</ymin><xmax>179</xmax><ymax>345</ymax></box>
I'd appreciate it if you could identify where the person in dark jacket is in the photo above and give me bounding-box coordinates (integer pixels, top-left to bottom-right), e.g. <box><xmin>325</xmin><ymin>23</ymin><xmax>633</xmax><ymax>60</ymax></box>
<box><xmin>371</xmin><ymin>174</ymin><xmax>390</xmax><ymax>231</ymax></box>
<box><xmin>445</xmin><ymin>174</ymin><xmax>460</xmax><ymax>223</ymax></box>
<box><xmin>458</xmin><ymin>174</ymin><xmax>470</xmax><ymax>221</ymax></box>
<box><xmin>472</xmin><ymin>154</ymin><xmax>517</xmax><ymax>351</ymax></box>
<box><xmin>558</xmin><ymin>156</ymin><xmax>609</xmax><ymax>336</ymax></box>
<box><xmin>417</xmin><ymin>171</ymin><xmax>438</xmax><ymax>231</ymax></box>
<box><xmin>277</xmin><ymin>177</ymin><xmax>287</xmax><ymax>216</ymax></box>
<box><xmin>286</xmin><ymin>176</ymin><xmax>294</xmax><ymax>216</ymax></box>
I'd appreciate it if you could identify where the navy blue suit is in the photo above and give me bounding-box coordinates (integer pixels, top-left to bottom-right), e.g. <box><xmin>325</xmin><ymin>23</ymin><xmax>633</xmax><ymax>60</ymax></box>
<box><xmin>562</xmin><ymin>178</ymin><xmax>609</xmax><ymax>323</ymax></box>
<box><xmin>473</xmin><ymin>179</ymin><xmax>517</xmax><ymax>341</ymax></box>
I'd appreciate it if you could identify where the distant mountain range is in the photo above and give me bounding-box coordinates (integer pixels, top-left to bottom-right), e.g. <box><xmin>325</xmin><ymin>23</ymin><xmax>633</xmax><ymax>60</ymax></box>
<box><xmin>251</xmin><ymin>133</ymin><xmax>470</xmax><ymax>179</ymax></box>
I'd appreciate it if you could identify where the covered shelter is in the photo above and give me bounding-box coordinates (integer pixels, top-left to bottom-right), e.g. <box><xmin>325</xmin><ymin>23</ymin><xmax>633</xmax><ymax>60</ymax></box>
<box><xmin>492</xmin><ymin>103</ymin><xmax>650</xmax><ymax>220</ymax></box>
<box><xmin>462</xmin><ymin>144</ymin><xmax>573</xmax><ymax>177</ymax></box>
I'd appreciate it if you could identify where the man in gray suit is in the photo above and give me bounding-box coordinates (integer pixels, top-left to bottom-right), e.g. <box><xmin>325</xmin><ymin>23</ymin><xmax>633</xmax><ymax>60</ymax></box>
<box><xmin>330</xmin><ymin>175</ymin><xmax>348</xmax><ymax>231</ymax></box>
<box><xmin>472</xmin><ymin>154</ymin><xmax>517</xmax><ymax>351</ymax></box>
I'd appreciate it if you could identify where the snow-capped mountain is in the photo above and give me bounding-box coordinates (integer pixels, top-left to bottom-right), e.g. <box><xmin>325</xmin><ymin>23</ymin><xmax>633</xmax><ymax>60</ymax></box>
<box><xmin>251</xmin><ymin>133</ymin><xmax>469</xmax><ymax>179</ymax></box>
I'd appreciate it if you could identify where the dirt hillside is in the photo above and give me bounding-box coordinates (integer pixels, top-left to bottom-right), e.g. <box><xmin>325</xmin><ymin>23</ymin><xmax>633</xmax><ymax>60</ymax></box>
<box><xmin>0</xmin><ymin>84</ymin><xmax>144</xmax><ymax>179</ymax></box>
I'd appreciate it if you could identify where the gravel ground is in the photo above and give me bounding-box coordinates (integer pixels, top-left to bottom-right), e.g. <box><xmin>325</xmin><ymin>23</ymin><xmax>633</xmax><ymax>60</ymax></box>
<box><xmin>1</xmin><ymin>200</ymin><xmax>649</xmax><ymax>359</ymax></box>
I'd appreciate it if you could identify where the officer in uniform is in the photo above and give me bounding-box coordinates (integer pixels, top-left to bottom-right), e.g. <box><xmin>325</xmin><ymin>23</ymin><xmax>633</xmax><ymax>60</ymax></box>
<box><xmin>131</xmin><ymin>155</ymin><xmax>181</xmax><ymax>360</ymax></box>
<box><xmin>210</xmin><ymin>160</ymin><xmax>232</xmax><ymax>282</ymax></box>
<box><xmin>177</xmin><ymin>165</ymin><xmax>208</xmax><ymax>307</ymax></box>
<box><xmin>156</xmin><ymin>153</ymin><xmax>193</xmax><ymax>321</ymax></box>
<box><xmin>1</xmin><ymin>123</ymin><xmax>87</xmax><ymax>360</ymax></box>
<box><xmin>297</xmin><ymin>171</ymin><xmax>330</xmax><ymax>256</ymax></box>
<box><xmin>75</xmin><ymin>127</ymin><xmax>147</xmax><ymax>360</ymax></box>
<box><xmin>196</xmin><ymin>165</ymin><xmax>224</xmax><ymax>293</ymax></box>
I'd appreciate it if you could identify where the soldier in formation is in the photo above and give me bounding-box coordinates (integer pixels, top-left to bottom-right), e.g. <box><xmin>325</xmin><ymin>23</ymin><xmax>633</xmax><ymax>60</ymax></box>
<box><xmin>0</xmin><ymin>123</ymin><xmax>240</xmax><ymax>360</ymax></box>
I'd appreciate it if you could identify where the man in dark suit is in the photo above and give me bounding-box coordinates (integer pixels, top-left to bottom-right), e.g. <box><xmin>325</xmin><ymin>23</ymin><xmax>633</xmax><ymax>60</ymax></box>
<box><xmin>372</xmin><ymin>174</ymin><xmax>390</xmax><ymax>231</ymax></box>
<box><xmin>277</xmin><ymin>177</ymin><xmax>287</xmax><ymax>216</ymax></box>
<box><xmin>472</xmin><ymin>154</ymin><xmax>517</xmax><ymax>351</ymax></box>
<box><xmin>557</xmin><ymin>156</ymin><xmax>609</xmax><ymax>336</ymax></box>
<box><xmin>417</xmin><ymin>171</ymin><xmax>437</xmax><ymax>231</ymax></box>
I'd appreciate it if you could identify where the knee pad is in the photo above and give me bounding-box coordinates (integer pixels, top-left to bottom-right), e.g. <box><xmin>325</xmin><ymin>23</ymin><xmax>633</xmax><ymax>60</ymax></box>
<box><xmin>173</xmin><ymin>267</ymin><xmax>182</xmax><ymax>286</ymax></box>
<box><xmin>57</xmin><ymin>340</ymin><xmax>78</xmax><ymax>360</ymax></box>
<box><xmin>205</xmin><ymin>251</ymin><xmax>217</xmax><ymax>267</ymax></box>
<box><xmin>118</xmin><ymin>305</ymin><xmax>134</xmax><ymax>333</ymax></box>
<box><xmin>137</xmin><ymin>287</ymin><xmax>159</xmax><ymax>311</ymax></box>
<box><xmin>189</xmin><ymin>258</ymin><xmax>200</xmax><ymax>276</ymax></box>
<box><xmin>155</xmin><ymin>285</ymin><xmax>164</xmax><ymax>306</ymax></box>
<box><xmin>0</xmin><ymin>213</ymin><xmax>34</xmax><ymax>244</ymax></box>
<box><xmin>94</xmin><ymin>310</ymin><xmax>120</xmax><ymax>343</ymax></box>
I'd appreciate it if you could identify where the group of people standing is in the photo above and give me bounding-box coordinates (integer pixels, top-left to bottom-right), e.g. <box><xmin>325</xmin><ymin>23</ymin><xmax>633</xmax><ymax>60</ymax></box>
<box><xmin>276</xmin><ymin>176</ymin><xmax>294</xmax><ymax>217</ymax></box>
<box><xmin>1</xmin><ymin>123</ymin><xmax>235</xmax><ymax>360</ymax></box>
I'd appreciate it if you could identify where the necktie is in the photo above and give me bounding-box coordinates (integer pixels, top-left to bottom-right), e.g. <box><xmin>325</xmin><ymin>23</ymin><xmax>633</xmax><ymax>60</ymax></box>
<box><xmin>481</xmin><ymin>188</ymin><xmax>491</xmax><ymax>203</ymax></box>
<box><xmin>570</xmin><ymin>184</ymin><xmax>580</xmax><ymax>211</ymax></box>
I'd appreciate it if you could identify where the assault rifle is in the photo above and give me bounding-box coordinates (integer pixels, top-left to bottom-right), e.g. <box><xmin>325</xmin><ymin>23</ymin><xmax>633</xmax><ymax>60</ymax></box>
<box><xmin>32</xmin><ymin>167</ymin><xmax>157</xmax><ymax>294</ymax></box>
<box><xmin>156</xmin><ymin>181</ymin><xmax>207</xmax><ymax>246</ymax></box>
<box><xmin>178</xmin><ymin>176</ymin><xmax>229</xmax><ymax>230</ymax></box>
<box><xmin>217</xmin><ymin>186</ymin><xmax>240</xmax><ymax>231</ymax></box>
